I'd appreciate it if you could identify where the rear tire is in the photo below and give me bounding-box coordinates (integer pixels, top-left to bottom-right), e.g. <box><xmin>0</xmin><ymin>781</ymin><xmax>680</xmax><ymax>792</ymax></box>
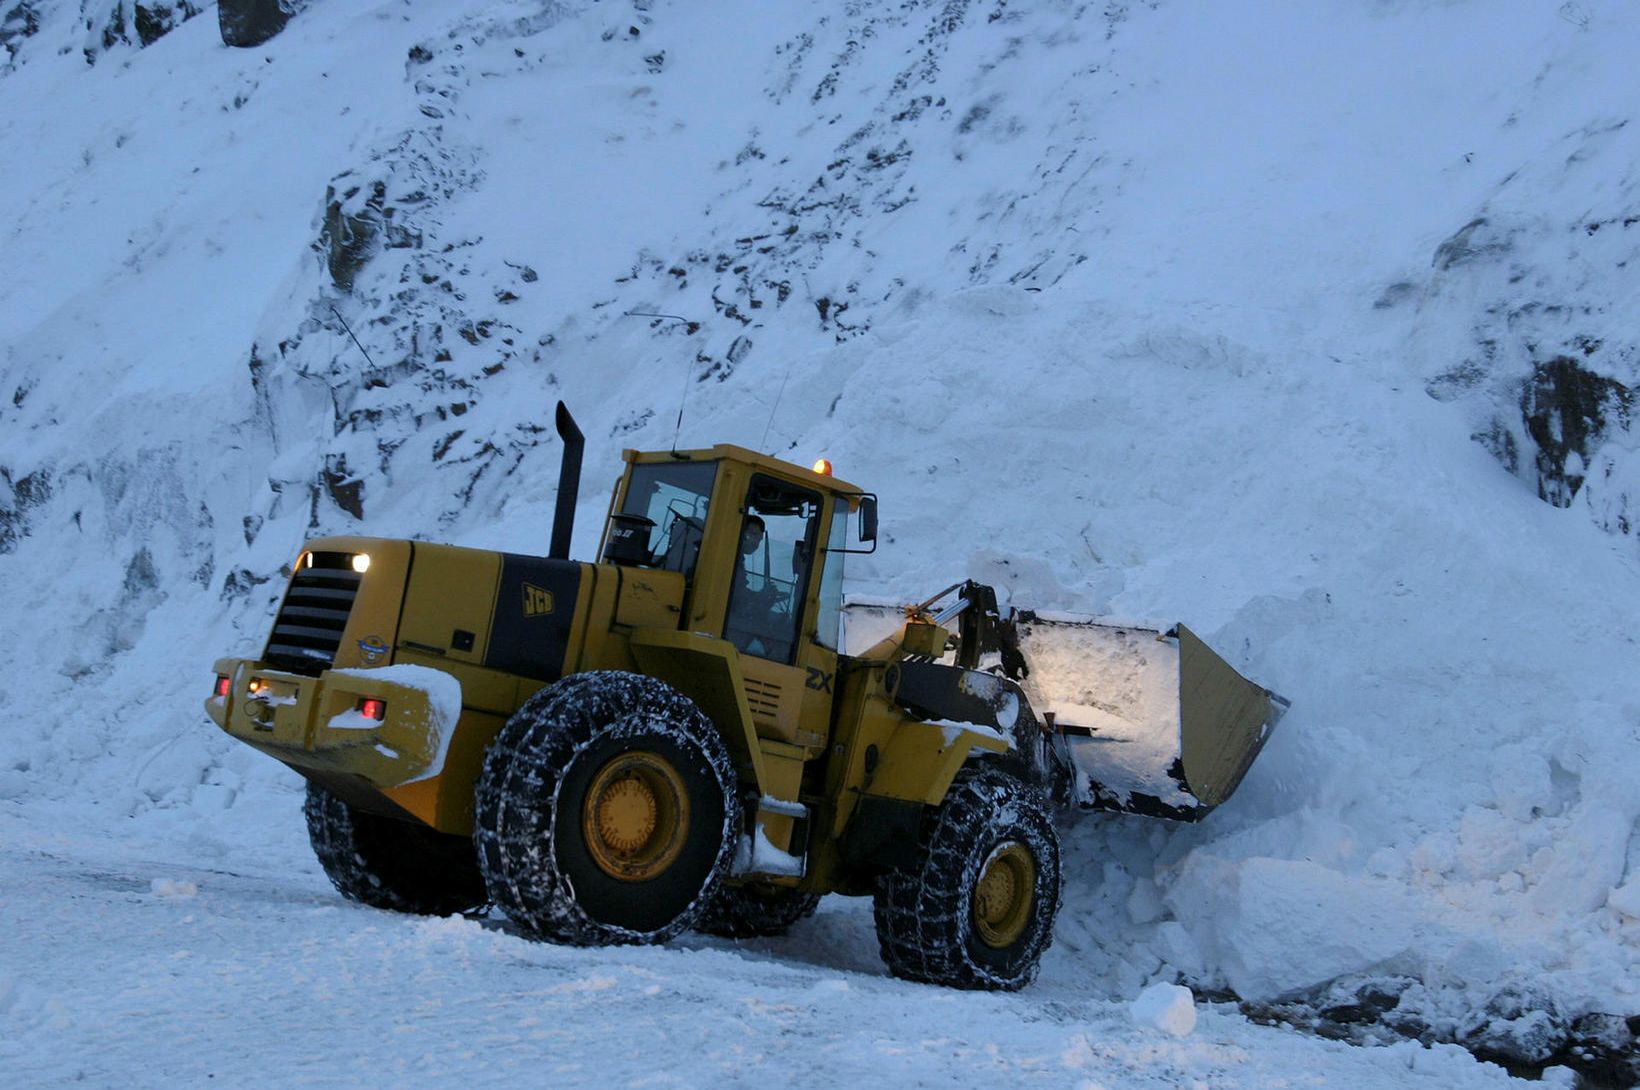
<box><xmin>474</xmin><ymin>672</ymin><xmax>740</xmax><ymax>945</ymax></box>
<box><xmin>872</xmin><ymin>769</ymin><xmax>1060</xmax><ymax>990</ymax></box>
<box><xmin>695</xmin><ymin>883</ymin><xmax>821</xmax><ymax>938</ymax></box>
<box><xmin>304</xmin><ymin>782</ymin><xmax>487</xmax><ymax>915</ymax></box>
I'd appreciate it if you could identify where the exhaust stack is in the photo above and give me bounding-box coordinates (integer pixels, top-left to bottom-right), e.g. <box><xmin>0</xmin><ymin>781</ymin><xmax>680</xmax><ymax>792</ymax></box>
<box><xmin>550</xmin><ymin>401</ymin><xmax>584</xmax><ymax>560</ymax></box>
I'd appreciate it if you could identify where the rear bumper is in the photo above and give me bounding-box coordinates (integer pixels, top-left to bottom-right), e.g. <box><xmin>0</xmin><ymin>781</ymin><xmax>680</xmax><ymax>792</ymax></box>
<box><xmin>205</xmin><ymin>657</ymin><xmax>446</xmax><ymax>788</ymax></box>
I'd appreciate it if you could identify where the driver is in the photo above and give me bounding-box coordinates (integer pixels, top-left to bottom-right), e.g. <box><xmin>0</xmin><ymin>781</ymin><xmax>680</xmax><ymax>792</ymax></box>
<box><xmin>728</xmin><ymin>515</ymin><xmax>785</xmax><ymax>656</ymax></box>
<box><xmin>739</xmin><ymin>515</ymin><xmax>766</xmax><ymax>562</ymax></box>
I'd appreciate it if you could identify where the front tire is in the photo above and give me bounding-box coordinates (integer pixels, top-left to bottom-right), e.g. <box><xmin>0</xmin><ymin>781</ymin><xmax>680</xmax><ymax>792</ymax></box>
<box><xmin>474</xmin><ymin>672</ymin><xmax>740</xmax><ymax>945</ymax></box>
<box><xmin>872</xmin><ymin>769</ymin><xmax>1061</xmax><ymax>990</ymax></box>
<box><xmin>304</xmin><ymin>782</ymin><xmax>487</xmax><ymax>915</ymax></box>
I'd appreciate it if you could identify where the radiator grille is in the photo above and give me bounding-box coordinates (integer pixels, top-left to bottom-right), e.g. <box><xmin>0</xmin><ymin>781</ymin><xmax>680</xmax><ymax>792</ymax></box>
<box><xmin>263</xmin><ymin>552</ymin><xmax>361</xmax><ymax>674</ymax></box>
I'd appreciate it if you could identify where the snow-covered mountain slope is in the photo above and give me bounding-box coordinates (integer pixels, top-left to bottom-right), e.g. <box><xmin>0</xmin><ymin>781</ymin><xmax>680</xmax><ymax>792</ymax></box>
<box><xmin>2</xmin><ymin>0</ymin><xmax>1638</xmax><ymax>1083</ymax></box>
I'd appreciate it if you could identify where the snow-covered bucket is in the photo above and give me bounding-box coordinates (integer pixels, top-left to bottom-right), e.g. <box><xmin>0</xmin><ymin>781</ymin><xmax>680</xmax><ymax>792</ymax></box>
<box><xmin>1009</xmin><ymin>611</ymin><xmax>1287</xmax><ymax>820</ymax></box>
<box><xmin>840</xmin><ymin>601</ymin><xmax>1286</xmax><ymax>821</ymax></box>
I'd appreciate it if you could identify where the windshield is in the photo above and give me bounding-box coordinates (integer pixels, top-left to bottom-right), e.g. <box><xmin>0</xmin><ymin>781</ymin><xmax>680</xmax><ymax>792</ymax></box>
<box><xmin>618</xmin><ymin>461</ymin><xmax>718</xmax><ymax>575</ymax></box>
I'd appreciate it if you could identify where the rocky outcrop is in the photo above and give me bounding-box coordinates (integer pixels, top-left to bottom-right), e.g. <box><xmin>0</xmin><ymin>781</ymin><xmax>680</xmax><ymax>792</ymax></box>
<box><xmin>1404</xmin><ymin>120</ymin><xmax>1640</xmax><ymax>545</ymax></box>
<box><xmin>217</xmin><ymin>0</ymin><xmax>289</xmax><ymax>48</ymax></box>
<box><xmin>0</xmin><ymin>466</ymin><xmax>50</xmax><ymax>554</ymax></box>
<box><xmin>0</xmin><ymin>1</ymin><xmax>39</xmax><ymax>66</ymax></box>
<box><xmin>80</xmin><ymin>1</ymin><xmax>203</xmax><ymax>63</ymax></box>
<box><xmin>1241</xmin><ymin>975</ymin><xmax>1638</xmax><ymax>1085</ymax></box>
<box><xmin>1520</xmin><ymin>356</ymin><xmax>1633</xmax><ymax>509</ymax></box>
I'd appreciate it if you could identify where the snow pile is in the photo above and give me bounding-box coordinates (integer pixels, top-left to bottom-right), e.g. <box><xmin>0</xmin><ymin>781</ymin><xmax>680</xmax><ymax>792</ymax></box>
<box><xmin>1</xmin><ymin>0</ymin><xmax>1639</xmax><ymax>1082</ymax></box>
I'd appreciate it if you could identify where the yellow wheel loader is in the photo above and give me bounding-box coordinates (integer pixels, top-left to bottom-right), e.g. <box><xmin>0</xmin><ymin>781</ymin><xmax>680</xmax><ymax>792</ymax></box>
<box><xmin>205</xmin><ymin>403</ymin><xmax>1286</xmax><ymax>990</ymax></box>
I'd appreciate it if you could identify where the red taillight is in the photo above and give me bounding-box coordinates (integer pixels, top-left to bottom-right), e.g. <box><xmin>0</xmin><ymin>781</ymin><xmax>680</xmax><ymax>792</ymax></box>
<box><xmin>357</xmin><ymin>697</ymin><xmax>387</xmax><ymax>721</ymax></box>
<box><xmin>214</xmin><ymin>676</ymin><xmax>231</xmax><ymax>698</ymax></box>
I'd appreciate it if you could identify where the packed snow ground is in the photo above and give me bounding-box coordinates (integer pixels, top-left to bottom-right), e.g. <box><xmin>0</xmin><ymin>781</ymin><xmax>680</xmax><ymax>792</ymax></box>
<box><xmin>0</xmin><ymin>821</ymin><xmax>1534</xmax><ymax>1090</ymax></box>
<box><xmin>3</xmin><ymin>1</ymin><xmax>1639</xmax><ymax>1086</ymax></box>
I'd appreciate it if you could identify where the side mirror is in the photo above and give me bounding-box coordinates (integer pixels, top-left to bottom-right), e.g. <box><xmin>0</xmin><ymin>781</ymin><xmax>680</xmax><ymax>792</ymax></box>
<box><xmin>828</xmin><ymin>493</ymin><xmax>878</xmax><ymax>555</ymax></box>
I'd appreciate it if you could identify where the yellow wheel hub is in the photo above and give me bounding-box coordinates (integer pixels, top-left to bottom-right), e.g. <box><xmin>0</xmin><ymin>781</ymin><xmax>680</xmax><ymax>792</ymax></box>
<box><xmin>972</xmin><ymin>841</ymin><xmax>1035</xmax><ymax>949</ymax></box>
<box><xmin>581</xmin><ymin>751</ymin><xmax>689</xmax><ymax>882</ymax></box>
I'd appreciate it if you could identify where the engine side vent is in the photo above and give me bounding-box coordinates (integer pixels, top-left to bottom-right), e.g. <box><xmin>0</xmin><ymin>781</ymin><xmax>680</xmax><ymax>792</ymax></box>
<box><xmin>743</xmin><ymin>677</ymin><xmax>783</xmax><ymax>727</ymax></box>
<box><xmin>264</xmin><ymin>552</ymin><xmax>361</xmax><ymax>674</ymax></box>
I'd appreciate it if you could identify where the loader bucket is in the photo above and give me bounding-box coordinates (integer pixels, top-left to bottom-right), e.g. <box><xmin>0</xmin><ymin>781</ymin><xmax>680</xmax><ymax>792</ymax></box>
<box><xmin>1008</xmin><ymin>612</ymin><xmax>1286</xmax><ymax>821</ymax></box>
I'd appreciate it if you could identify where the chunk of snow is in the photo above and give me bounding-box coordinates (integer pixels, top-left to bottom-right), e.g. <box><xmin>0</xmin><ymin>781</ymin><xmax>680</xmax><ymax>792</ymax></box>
<box><xmin>731</xmin><ymin>822</ymin><xmax>805</xmax><ymax>877</ymax></box>
<box><xmin>326</xmin><ymin>709</ymin><xmax>381</xmax><ymax>731</ymax></box>
<box><xmin>929</xmin><ymin>718</ymin><xmax>1013</xmax><ymax>749</ymax></box>
<box><xmin>1130</xmin><ymin>982</ymin><xmax>1197</xmax><ymax>1036</ymax></box>
<box><xmin>149</xmin><ymin>878</ymin><xmax>197</xmax><ymax>899</ymax></box>
<box><xmin>1165</xmin><ymin>856</ymin><xmax>1417</xmax><ymax>1001</ymax></box>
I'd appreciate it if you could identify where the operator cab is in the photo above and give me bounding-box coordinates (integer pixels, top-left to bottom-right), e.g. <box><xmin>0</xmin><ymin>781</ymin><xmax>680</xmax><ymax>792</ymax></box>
<box><xmin>601</xmin><ymin>446</ymin><xmax>874</xmax><ymax>673</ymax></box>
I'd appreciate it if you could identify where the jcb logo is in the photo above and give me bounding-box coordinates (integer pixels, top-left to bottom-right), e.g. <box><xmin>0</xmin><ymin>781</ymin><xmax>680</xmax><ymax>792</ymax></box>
<box><xmin>523</xmin><ymin>583</ymin><xmax>554</xmax><ymax>617</ymax></box>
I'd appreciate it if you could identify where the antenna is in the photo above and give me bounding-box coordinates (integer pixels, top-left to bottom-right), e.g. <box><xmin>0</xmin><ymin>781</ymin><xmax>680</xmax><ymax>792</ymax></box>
<box><xmin>759</xmin><ymin>359</ymin><xmax>796</xmax><ymax>453</ymax></box>
<box><xmin>623</xmin><ymin>311</ymin><xmax>698</xmax><ymax>455</ymax></box>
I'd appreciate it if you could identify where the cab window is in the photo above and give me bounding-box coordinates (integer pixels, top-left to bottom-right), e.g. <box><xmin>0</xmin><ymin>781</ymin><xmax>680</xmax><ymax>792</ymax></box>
<box><xmin>725</xmin><ymin>476</ymin><xmax>820</xmax><ymax>664</ymax></box>
<box><xmin>813</xmin><ymin>501</ymin><xmax>848</xmax><ymax>651</ymax></box>
<box><xmin>619</xmin><ymin>461</ymin><xmax>717</xmax><ymax>576</ymax></box>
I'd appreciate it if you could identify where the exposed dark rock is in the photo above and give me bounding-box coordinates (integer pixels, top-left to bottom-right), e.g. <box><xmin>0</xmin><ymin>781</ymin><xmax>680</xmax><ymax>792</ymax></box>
<box><xmin>320</xmin><ymin>178</ymin><xmax>387</xmax><ymax>293</ymax></box>
<box><xmin>1432</xmin><ymin>216</ymin><xmax>1512</xmax><ymax>270</ymax></box>
<box><xmin>1230</xmin><ymin>974</ymin><xmax>1636</xmax><ymax>1084</ymax></box>
<box><xmin>133</xmin><ymin>2</ymin><xmax>198</xmax><ymax>45</ymax></box>
<box><xmin>218</xmin><ymin>0</ymin><xmax>291</xmax><ymax>48</ymax></box>
<box><xmin>219</xmin><ymin>567</ymin><xmax>273</xmax><ymax>602</ymax></box>
<box><xmin>1321</xmin><ymin>986</ymin><xmax>1402</xmax><ymax>1026</ymax></box>
<box><xmin>1471</xmin><ymin>418</ymin><xmax>1520</xmax><ymax>475</ymax></box>
<box><xmin>1519</xmin><ymin>355</ymin><xmax>1633</xmax><ymax>507</ymax></box>
<box><xmin>122</xmin><ymin>547</ymin><xmax>160</xmax><ymax>595</ymax></box>
<box><xmin>1425</xmin><ymin>358</ymin><xmax>1488</xmax><ymax>402</ymax></box>
<box><xmin>82</xmin><ymin>1</ymin><xmax>203</xmax><ymax>63</ymax></box>
<box><xmin>318</xmin><ymin>158</ymin><xmax>430</xmax><ymax>292</ymax></box>
<box><xmin>0</xmin><ymin>466</ymin><xmax>50</xmax><ymax>554</ymax></box>
<box><xmin>322</xmin><ymin>455</ymin><xmax>364</xmax><ymax>519</ymax></box>
<box><xmin>1</xmin><ymin>1</ymin><xmax>39</xmax><ymax>66</ymax></box>
<box><xmin>1563</xmin><ymin>1013</ymin><xmax>1640</xmax><ymax>1088</ymax></box>
<box><xmin>1459</xmin><ymin>984</ymin><xmax>1569</xmax><ymax>1067</ymax></box>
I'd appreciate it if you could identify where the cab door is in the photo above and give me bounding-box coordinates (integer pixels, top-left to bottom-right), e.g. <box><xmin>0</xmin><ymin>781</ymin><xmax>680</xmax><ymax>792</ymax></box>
<box><xmin>722</xmin><ymin>475</ymin><xmax>839</xmax><ymax>750</ymax></box>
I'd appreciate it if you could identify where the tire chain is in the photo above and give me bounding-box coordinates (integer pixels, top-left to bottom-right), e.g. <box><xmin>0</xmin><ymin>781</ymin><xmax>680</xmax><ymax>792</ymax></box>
<box><xmin>873</xmin><ymin>768</ymin><xmax>1061</xmax><ymax>990</ymax></box>
<box><xmin>474</xmin><ymin>671</ymin><xmax>740</xmax><ymax>946</ymax></box>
